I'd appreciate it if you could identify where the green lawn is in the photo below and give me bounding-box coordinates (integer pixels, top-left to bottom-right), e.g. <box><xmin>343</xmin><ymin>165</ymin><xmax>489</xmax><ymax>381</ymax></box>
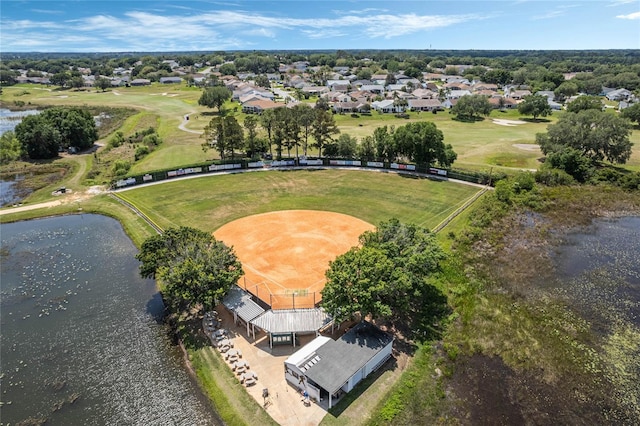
<box><xmin>4</xmin><ymin>84</ymin><xmax>639</xmax><ymax>175</ymax></box>
<box><xmin>117</xmin><ymin>169</ymin><xmax>482</xmax><ymax>232</ymax></box>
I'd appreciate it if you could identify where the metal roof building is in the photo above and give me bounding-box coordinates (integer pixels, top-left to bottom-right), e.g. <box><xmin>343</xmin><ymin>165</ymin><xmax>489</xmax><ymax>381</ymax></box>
<box><xmin>222</xmin><ymin>286</ymin><xmax>265</xmax><ymax>336</ymax></box>
<box><xmin>222</xmin><ymin>286</ymin><xmax>332</xmax><ymax>346</ymax></box>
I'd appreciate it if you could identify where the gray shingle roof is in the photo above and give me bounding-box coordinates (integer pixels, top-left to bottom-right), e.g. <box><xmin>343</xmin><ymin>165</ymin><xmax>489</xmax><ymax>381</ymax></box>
<box><xmin>251</xmin><ymin>308</ymin><xmax>331</xmax><ymax>334</ymax></box>
<box><xmin>222</xmin><ymin>286</ymin><xmax>265</xmax><ymax>323</ymax></box>
<box><xmin>304</xmin><ymin>321</ymin><xmax>393</xmax><ymax>394</ymax></box>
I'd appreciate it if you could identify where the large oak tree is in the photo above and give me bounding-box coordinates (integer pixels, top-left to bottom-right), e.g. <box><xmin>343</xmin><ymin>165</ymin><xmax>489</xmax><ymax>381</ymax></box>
<box><xmin>536</xmin><ymin>109</ymin><xmax>633</xmax><ymax>164</ymax></box>
<box><xmin>136</xmin><ymin>227</ymin><xmax>243</xmax><ymax>312</ymax></box>
<box><xmin>322</xmin><ymin>219</ymin><xmax>448</xmax><ymax>334</ymax></box>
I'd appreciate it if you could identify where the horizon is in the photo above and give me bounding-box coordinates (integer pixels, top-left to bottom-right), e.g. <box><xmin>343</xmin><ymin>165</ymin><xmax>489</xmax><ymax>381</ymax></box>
<box><xmin>1</xmin><ymin>1</ymin><xmax>639</xmax><ymax>53</ymax></box>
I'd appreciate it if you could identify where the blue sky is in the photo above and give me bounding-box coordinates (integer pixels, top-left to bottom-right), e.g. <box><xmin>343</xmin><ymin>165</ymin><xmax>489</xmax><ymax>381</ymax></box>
<box><xmin>1</xmin><ymin>1</ymin><xmax>639</xmax><ymax>52</ymax></box>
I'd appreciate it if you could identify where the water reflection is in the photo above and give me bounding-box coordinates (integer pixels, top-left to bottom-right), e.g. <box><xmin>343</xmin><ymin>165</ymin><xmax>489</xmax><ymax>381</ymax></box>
<box><xmin>0</xmin><ymin>214</ymin><xmax>218</xmax><ymax>425</ymax></box>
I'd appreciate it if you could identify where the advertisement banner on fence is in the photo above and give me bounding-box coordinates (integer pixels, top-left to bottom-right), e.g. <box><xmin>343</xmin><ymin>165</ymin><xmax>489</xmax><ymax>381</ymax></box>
<box><xmin>367</xmin><ymin>161</ymin><xmax>384</xmax><ymax>168</ymax></box>
<box><xmin>390</xmin><ymin>163</ymin><xmax>416</xmax><ymax>171</ymax></box>
<box><xmin>248</xmin><ymin>161</ymin><xmax>264</xmax><ymax>168</ymax></box>
<box><xmin>271</xmin><ymin>160</ymin><xmax>295</xmax><ymax>167</ymax></box>
<box><xmin>209</xmin><ymin>163</ymin><xmax>241</xmax><ymax>171</ymax></box>
<box><xmin>300</xmin><ymin>159</ymin><xmax>323</xmax><ymax>166</ymax></box>
<box><xmin>143</xmin><ymin>174</ymin><xmax>153</xmax><ymax>182</ymax></box>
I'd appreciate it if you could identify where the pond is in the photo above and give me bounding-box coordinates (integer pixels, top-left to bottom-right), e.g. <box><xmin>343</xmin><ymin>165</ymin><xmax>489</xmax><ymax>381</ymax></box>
<box><xmin>0</xmin><ymin>108</ymin><xmax>40</xmax><ymax>135</ymax></box>
<box><xmin>0</xmin><ymin>214</ymin><xmax>220</xmax><ymax>425</ymax></box>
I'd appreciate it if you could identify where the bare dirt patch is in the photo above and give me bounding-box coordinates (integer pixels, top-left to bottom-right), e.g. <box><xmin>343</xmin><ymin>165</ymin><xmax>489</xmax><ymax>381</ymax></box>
<box><xmin>213</xmin><ymin>210</ymin><xmax>374</xmax><ymax>309</ymax></box>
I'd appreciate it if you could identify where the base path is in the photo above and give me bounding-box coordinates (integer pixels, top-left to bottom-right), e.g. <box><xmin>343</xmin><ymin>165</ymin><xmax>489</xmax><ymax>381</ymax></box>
<box><xmin>214</xmin><ymin>210</ymin><xmax>374</xmax><ymax>309</ymax></box>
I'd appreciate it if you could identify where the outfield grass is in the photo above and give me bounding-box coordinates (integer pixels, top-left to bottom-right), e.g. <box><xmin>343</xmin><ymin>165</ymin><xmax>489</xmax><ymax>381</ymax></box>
<box><xmin>117</xmin><ymin>169</ymin><xmax>482</xmax><ymax>232</ymax></box>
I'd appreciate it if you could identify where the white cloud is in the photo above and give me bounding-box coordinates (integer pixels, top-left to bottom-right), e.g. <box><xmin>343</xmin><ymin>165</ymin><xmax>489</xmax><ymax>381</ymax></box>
<box><xmin>0</xmin><ymin>8</ymin><xmax>483</xmax><ymax>51</ymax></box>
<box><xmin>608</xmin><ymin>0</ymin><xmax>637</xmax><ymax>6</ymax></box>
<box><xmin>532</xmin><ymin>9</ymin><xmax>566</xmax><ymax>20</ymax></box>
<box><xmin>616</xmin><ymin>11</ymin><xmax>640</xmax><ymax>19</ymax></box>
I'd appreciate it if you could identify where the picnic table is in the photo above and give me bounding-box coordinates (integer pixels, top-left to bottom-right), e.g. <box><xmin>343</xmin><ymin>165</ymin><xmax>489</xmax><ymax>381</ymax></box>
<box><xmin>241</xmin><ymin>370</ymin><xmax>257</xmax><ymax>385</ymax></box>
<box><xmin>233</xmin><ymin>360</ymin><xmax>249</xmax><ymax>372</ymax></box>
<box><xmin>217</xmin><ymin>339</ymin><xmax>233</xmax><ymax>352</ymax></box>
<box><xmin>225</xmin><ymin>349</ymin><xmax>242</xmax><ymax>360</ymax></box>
<box><xmin>214</xmin><ymin>329</ymin><xmax>228</xmax><ymax>339</ymax></box>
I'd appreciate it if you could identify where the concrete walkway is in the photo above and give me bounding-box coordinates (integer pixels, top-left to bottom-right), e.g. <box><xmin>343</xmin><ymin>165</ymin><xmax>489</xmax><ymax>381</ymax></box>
<box><xmin>213</xmin><ymin>306</ymin><xmax>328</xmax><ymax>426</ymax></box>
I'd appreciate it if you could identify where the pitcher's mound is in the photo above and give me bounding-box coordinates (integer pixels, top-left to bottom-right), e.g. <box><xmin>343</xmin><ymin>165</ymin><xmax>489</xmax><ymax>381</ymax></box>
<box><xmin>214</xmin><ymin>210</ymin><xmax>374</xmax><ymax>309</ymax></box>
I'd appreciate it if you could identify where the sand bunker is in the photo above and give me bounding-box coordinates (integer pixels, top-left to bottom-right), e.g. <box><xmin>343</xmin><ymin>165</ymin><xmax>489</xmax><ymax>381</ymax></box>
<box><xmin>492</xmin><ymin>119</ymin><xmax>527</xmax><ymax>127</ymax></box>
<box><xmin>512</xmin><ymin>144</ymin><xmax>541</xmax><ymax>151</ymax></box>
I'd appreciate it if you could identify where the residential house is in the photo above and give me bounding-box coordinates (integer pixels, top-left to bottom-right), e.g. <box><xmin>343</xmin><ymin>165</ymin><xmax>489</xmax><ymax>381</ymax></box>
<box><xmin>333</xmin><ymin>101</ymin><xmax>369</xmax><ymax>113</ymax></box>
<box><xmin>159</xmin><ymin>77</ymin><xmax>183</xmax><ymax>84</ymax></box>
<box><xmin>130</xmin><ymin>78</ymin><xmax>151</xmax><ymax>86</ymax></box>
<box><xmin>473</xmin><ymin>83</ymin><xmax>498</xmax><ymax>92</ymax></box>
<box><xmin>606</xmin><ymin>88</ymin><xmax>632</xmax><ymax>101</ymax></box>
<box><xmin>508</xmin><ymin>90</ymin><xmax>532</xmax><ymax>100</ymax></box>
<box><xmin>488</xmin><ymin>97</ymin><xmax>518</xmax><ymax>109</ymax></box>
<box><xmin>447</xmin><ymin>90</ymin><xmax>472</xmax><ymax>99</ymax></box>
<box><xmin>412</xmin><ymin>88</ymin><xmax>437</xmax><ymax>99</ymax></box>
<box><xmin>408</xmin><ymin>99</ymin><xmax>443</xmax><ymax>111</ymax></box>
<box><xmin>442</xmin><ymin>98</ymin><xmax>459</xmax><ymax>109</ymax></box>
<box><xmin>359</xmin><ymin>84</ymin><xmax>385</xmax><ymax>95</ymax></box>
<box><xmin>371</xmin><ymin>99</ymin><xmax>404</xmax><ymax>113</ymax></box>
<box><xmin>302</xmin><ymin>86</ymin><xmax>330</xmax><ymax>96</ymax></box>
<box><xmin>241</xmin><ymin>99</ymin><xmax>281</xmax><ymax>114</ymax></box>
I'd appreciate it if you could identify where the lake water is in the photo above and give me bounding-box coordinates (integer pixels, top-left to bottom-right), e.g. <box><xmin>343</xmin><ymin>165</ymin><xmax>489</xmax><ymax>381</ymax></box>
<box><xmin>0</xmin><ymin>108</ymin><xmax>40</xmax><ymax>135</ymax></box>
<box><xmin>0</xmin><ymin>214</ymin><xmax>220</xmax><ymax>425</ymax></box>
<box><xmin>553</xmin><ymin>216</ymin><xmax>640</xmax><ymax>331</ymax></box>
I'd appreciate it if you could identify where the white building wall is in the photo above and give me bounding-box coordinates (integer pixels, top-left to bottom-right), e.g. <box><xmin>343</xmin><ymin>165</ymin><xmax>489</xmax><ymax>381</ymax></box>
<box><xmin>364</xmin><ymin>341</ymin><xmax>393</xmax><ymax>376</ymax></box>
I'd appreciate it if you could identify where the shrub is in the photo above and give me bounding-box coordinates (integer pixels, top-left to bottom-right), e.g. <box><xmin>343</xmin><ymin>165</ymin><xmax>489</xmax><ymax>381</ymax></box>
<box><xmin>350</xmin><ymin>113</ymin><xmax>360</xmax><ymax>118</ymax></box>
<box><xmin>535</xmin><ymin>168</ymin><xmax>576</xmax><ymax>186</ymax></box>
<box><xmin>108</xmin><ymin>131</ymin><xmax>125</xmax><ymax>148</ymax></box>
<box><xmin>135</xmin><ymin>145</ymin><xmax>150</xmax><ymax>160</ymax></box>
<box><xmin>142</xmin><ymin>133</ymin><xmax>162</xmax><ymax>147</ymax></box>
<box><xmin>112</xmin><ymin>159</ymin><xmax>131</xmax><ymax>177</ymax></box>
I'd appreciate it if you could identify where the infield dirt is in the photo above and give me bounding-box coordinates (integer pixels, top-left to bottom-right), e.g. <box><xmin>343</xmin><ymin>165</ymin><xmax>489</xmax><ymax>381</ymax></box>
<box><xmin>214</xmin><ymin>210</ymin><xmax>374</xmax><ymax>309</ymax></box>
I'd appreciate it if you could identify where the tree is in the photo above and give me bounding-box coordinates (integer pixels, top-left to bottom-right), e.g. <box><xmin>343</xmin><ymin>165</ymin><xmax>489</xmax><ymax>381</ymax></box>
<box><xmin>202</xmin><ymin>115</ymin><xmax>244</xmax><ymax>160</ymax></box>
<box><xmin>198</xmin><ymin>86</ymin><xmax>232</xmax><ymax>112</ymax></box>
<box><xmin>322</xmin><ymin>219</ymin><xmax>448</xmax><ymax>333</ymax></box>
<box><xmin>40</xmin><ymin>107</ymin><xmax>98</xmax><ymax>150</ymax></box>
<box><xmin>259</xmin><ymin>108</ymin><xmax>277</xmax><ymax>158</ymax></box>
<box><xmin>243</xmin><ymin>115</ymin><xmax>262</xmax><ymax>158</ymax></box>
<box><xmin>14</xmin><ymin>107</ymin><xmax>98</xmax><ymax>159</ymax></box>
<box><xmin>357</xmin><ymin>135</ymin><xmax>376</xmax><ymax>161</ymax></box>
<box><xmin>311</xmin><ymin>109</ymin><xmax>339</xmax><ymax>157</ymax></box>
<box><xmin>483</xmin><ymin>69</ymin><xmax>512</xmax><ymax>85</ymax></box>
<box><xmin>136</xmin><ymin>227</ymin><xmax>243</xmax><ymax>312</ymax></box>
<box><xmin>451</xmin><ymin>94</ymin><xmax>492</xmax><ymax>121</ymax></box>
<box><xmin>14</xmin><ymin>115</ymin><xmax>61</xmax><ymax>159</ymax></box>
<box><xmin>273</xmin><ymin>107</ymin><xmax>301</xmax><ymax>159</ymax></box>
<box><xmin>536</xmin><ymin>109</ymin><xmax>633</xmax><ymax>164</ymax></box>
<box><xmin>51</xmin><ymin>71</ymin><xmax>70</xmax><ymax>87</ymax></box>
<box><xmin>71</xmin><ymin>76</ymin><xmax>84</xmax><ymax>90</ymax></box>
<box><xmin>621</xmin><ymin>103</ymin><xmax>640</xmax><ymax>126</ymax></box>
<box><xmin>392</xmin><ymin>121</ymin><xmax>456</xmax><ymax>167</ymax></box>
<box><xmin>96</xmin><ymin>77</ymin><xmax>111</xmax><ymax>92</ymax></box>
<box><xmin>566</xmin><ymin>95</ymin><xmax>603</xmax><ymax>113</ymax></box>
<box><xmin>373</xmin><ymin>125</ymin><xmax>396</xmax><ymax>161</ymax></box>
<box><xmin>254</xmin><ymin>74</ymin><xmax>270</xmax><ymax>88</ymax></box>
<box><xmin>553</xmin><ymin>81</ymin><xmax>579</xmax><ymax>101</ymax></box>
<box><xmin>219</xmin><ymin>63</ymin><xmax>237</xmax><ymax>76</ymax></box>
<box><xmin>0</xmin><ymin>131</ymin><xmax>23</xmax><ymax>164</ymax></box>
<box><xmin>293</xmin><ymin>103</ymin><xmax>316</xmax><ymax>156</ymax></box>
<box><xmin>518</xmin><ymin>94</ymin><xmax>552</xmax><ymax>120</ymax></box>
<box><xmin>325</xmin><ymin>133</ymin><xmax>357</xmax><ymax>158</ymax></box>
